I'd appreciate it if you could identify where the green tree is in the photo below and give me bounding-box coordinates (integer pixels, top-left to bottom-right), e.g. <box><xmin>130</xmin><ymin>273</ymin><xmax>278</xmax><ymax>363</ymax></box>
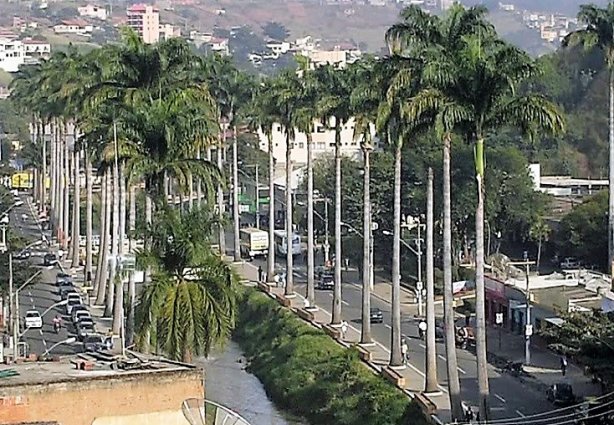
<box><xmin>135</xmin><ymin>206</ymin><xmax>238</xmax><ymax>362</ymax></box>
<box><xmin>529</xmin><ymin>218</ymin><xmax>551</xmax><ymax>272</ymax></box>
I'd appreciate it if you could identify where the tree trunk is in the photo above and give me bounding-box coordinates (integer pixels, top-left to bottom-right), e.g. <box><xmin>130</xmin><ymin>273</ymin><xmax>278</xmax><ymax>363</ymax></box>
<box><xmin>112</xmin><ymin>165</ymin><xmax>126</xmax><ymax>335</ymax></box>
<box><xmin>62</xmin><ymin>127</ymin><xmax>70</xmax><ymax>252</ymax></box>
<box><xmin>360</xmin><ymin>142</ymin><xmax>372</xmax><ymax>344</ymax></box>
<box><xmin>475</xmin><ymin>136</ymin><xmax>490</xmax><ymax>420</ymax></box>
<box><xmin>49</xmin><ymin>121</ymin><xmax>56</xmax><ymax>233</ymax></box>
<box><xmin>425</xmin><ymin>167</ymin><xmax>439</xmax><ymax>393</ymax></box>
<box><xmin>332</xmin><ymin>124</ymin><xmax>342</xmax><ymax>325</ymax></box>
<box><xmin>217</xmin><ymin>135</ymin><xmax>226</xmax><ymax>257</ymax></box>
<box><xmin>105</xmin><ymin>164</ymin><xmax>120</xmax><ymax>318</ymax></box>
<box><xmin>56</xmin><ymin>125</ymin><xmax>63</xmax><ymax>244</ymax></box>
<box><xmin>196</xmin><ymin>148</ymin><xmax>202</xmax><ymax>208</ymax></box>
<box><xmin>233</xmin><ymin>125</ymin><xmax>241</xmax><ymax>261</ymax></box>
<box><xmin>609</xmin><ymin>69</ymin><xmax>614</xmax><ymax>288</ymax></box>
<box><xmin>143</xmin><ymin>193</ymin><xmax>153</xmax><ymax>353</ymax></box>
<box><xmin>267</xmin><ymin>134</ymin><xmax>275</xmax><ymax>283</ymax></box>
<box><xmin>306</xmin><ymin>133</ymin><xmax>315</xmax><ymax>307</ymax></box>
<box><xmin>536</xmin><ymin>239</ymin><xmax>542</xmax><ymax>274</ymax></box>
<box><xmin>40</xmin><ymin>121</ymin><xmax>47</xmax><ymax>216</ymax></box>
<box><xmin>70</xmin><ymin>147</ymin><xmax>80</xmax><ymax>268</ymax></box>
<box><xmin>284</xmin><ymin>131</ymin><xmax>294</xmax><ymax>297</ymax></box>
<box><xmin>443</xmin><ymin>135</ymin><xmax>463</xmax><ymax>420</ymax></box>
<box><xmin>390</xmin><ymin>140</ymin><xmax>402</xmax><ymax>367</ymax></box>
<box><xmin>95</xmin><ymin>171</ymin><xmax>110</xmax><ymax>305</ymax></box>
<box><xmin>126</xmin><ymin>184</ymin><xmax>136</xmax><ymax>346</ymax></box>
<box><xmin>85</xmin><ymin>146</ymin><xmax>93</xmax><ymax>285</ymax></box>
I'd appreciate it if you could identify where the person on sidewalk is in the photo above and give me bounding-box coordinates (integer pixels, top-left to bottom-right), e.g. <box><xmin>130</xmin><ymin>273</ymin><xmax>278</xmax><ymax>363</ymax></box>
<box><xmin>401</xmin><ymin>340</ymin><xmax>408</xmax><ymax>364</ymax></box>
<box><xmin>341</xmin><ymin>320</ymin><xmax>348</xmax><ymax>340</ymax></box>
<box><xmin>257</xmin><ymin>265</ymin><xmax>263</xmax><ymax>282</ymax></box>
<box><xmin>560</xmin><ymin>355</ymin><xmax>568</xmax><ymax>376</ymax></box>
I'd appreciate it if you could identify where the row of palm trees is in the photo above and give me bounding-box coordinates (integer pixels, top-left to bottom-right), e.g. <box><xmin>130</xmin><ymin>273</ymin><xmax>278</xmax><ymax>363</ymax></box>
<box><xmin>10</xmin><ymin>31</ymin><xmax>238</xmax><ymax>362</ymax></box>
<box><xmin>10</xmin><ymin>4</ymin><xmax>571</xmax><ymax>420</ymax></box>
<box><xmin>246</xmin><ymin>5</ymin><xmax>564</xmax><ymax>421</ymax></box>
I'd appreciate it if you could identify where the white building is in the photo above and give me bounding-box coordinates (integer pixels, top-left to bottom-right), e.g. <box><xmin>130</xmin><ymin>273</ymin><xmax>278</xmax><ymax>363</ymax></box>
<box><xmin>257</xmin><ymin>117</ymin><xmax>377</xmax><ymax>165</ymax></box>
<box><xmin>159</xmin><ymin>23</ymin><xmax>180</xmax><ymax>40</ymax></box>
<box><xmin>209</xmin><ymin>37</ymin><xmax>229</xmax><ymax>56</ymax></box>
<box><xmin>266</xmin><ymin>41</ymin><xmax>290</xmax><ymax>56</ymax></box>
<box><xmin>77</xmin><ymin>4</ymin><xmax>108</xmax><ymax>20</ymax></box>
<box><xmin>53</xmin><ymin>19</ymin><xmax>93</xmax><ymax>35</ymax></box>
<box><xmin>0</xmin><ymin>38</ymin><xmax>50</xmax><ymax>72</ymax></box>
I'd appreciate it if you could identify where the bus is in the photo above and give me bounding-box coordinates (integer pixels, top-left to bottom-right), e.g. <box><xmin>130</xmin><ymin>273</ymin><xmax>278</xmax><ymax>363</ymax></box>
<box><xmin>273</xmin><ymin>230</ymin><xmax>301</xmax><ymax>256</ymax></box>
<box><xmin>239</xmin><ymin>228</ymin><xmax>269</xmax><ymax>259</ymax></box>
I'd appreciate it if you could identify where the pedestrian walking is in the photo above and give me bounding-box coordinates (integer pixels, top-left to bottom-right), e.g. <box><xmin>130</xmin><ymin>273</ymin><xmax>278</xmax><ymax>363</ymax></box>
<box><xmin>257</xmin><ymin>265</ymin><xmax>263</xmax><ymax>282</ymax></box>
<box><xmin>401</xmin><ymin>340</ymin><xmax>408</xmax><ymax>364</ymax></box>
<box><xmin>418</xmin><ymin>320</ymin><xmax>427</xmax><ymax>340</ymax></box>
<box><xmin>341</xmin><ymin>320</ymin><xmax>348</xmax><ymax>340</ymax></box>
<box><xmin>560</xmin><ymin>355</ymin><xmax>568</xmax><ymax>376</ymax></box>
<box><xmin>281</xmin><ymin>272</ymin><xmax>287</xmax><ymax>288</ymax></box>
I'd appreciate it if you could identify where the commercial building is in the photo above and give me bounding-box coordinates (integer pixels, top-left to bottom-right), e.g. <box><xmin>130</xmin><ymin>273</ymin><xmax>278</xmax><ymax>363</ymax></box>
<box><xmin>126</xmin><ymin>4</ymin><xmax>160</xmax><ymax>44</ymax></box>
<box><xmin>0</xmin><ymin>355</ymin><xmax>204</xmax><ymax>425</ymax></box>
<box><xmin>257</xmin><ymin>117</ymin><xmax>377</xmax><ymax>166</ymax></box>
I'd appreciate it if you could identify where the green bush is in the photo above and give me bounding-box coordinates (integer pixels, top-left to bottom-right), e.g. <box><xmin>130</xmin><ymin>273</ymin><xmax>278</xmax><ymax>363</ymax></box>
<box><xmin>234</xmin><ymin>289</ymin><xmax>429</xmax><ymax>425</ymax></box>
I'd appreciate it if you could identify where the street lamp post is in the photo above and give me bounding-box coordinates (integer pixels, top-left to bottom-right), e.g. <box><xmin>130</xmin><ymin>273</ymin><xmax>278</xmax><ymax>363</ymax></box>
<box><xmin>509</xmin><ymin>253</ymin><xmax>536</xmax><ymax>365</ymax></box>
<box><xmin>42</xmin><ymin>337</ymin><xmax>76</xmax><ymax>357</ymax></box>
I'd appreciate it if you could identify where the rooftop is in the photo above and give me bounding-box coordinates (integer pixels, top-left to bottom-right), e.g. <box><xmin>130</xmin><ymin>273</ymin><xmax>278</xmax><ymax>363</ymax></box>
<box><xmin>127</xmin><ymin>3</ymin><xmax>159</xmax><ymax>13</ymax></box>
<box><xmin>540</xmin><ymin>176</ymin><xmax>608</xmax><ymax>188</ymax></box>
<box><xmin>0</xmin><ymin>352</ymin><xmax>197</xmax><ymax>389</ymax></box>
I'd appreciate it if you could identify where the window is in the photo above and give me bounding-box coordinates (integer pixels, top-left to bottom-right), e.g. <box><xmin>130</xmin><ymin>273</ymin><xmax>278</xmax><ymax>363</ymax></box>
<box><xmin>317</xmin><ymin>142</ymin><xmax>325</xmax><ymax>150</ymax></box>
<box><xmin>316</xmin><ymin>126</ymin><xmax>326</xmax><ymax>133</ymax></box>
<box><xmin>298</xmin><ymin>143</ymin><xmax>304</xmax><ymax>148</ymax></box>
<box><xmin>276</xmin><ymin>125</ymin><xmax>282</xmax><ymax>132</ymax></box>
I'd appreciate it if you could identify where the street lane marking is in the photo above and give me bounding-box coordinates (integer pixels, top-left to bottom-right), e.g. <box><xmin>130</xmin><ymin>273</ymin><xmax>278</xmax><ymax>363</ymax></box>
<box><xmin>457</xmin><ymin>366</ymin><xmax>466</xmax><ymax>375</ymax></box>
<box><xmin>516</xmin><ymin>410</ymin><xmax>525</xmax><ymax>417</ymax></box>
<box><xmin>384</xmin><ymin>324</ymin><xmax>391</xmax><ymax>330</ymax></box>
<box><xmin>419</xmin><ymin>343</ymin><xmax>426</xmax><ymax>349</ymax></box>
<box><xmin>438</xmin><ymin>354</ymin><xmax>446</xmax><ymax>361</ymax></box>
<box><xmin>494</xmin><ymin>394</ymin><xmax>506</xmax><ymax>403</ymax></box>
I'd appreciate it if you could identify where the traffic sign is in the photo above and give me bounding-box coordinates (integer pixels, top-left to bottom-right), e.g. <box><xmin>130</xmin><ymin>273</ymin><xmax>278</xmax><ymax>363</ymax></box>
<box><xmin>525</xmin><ymin>324</ymin><xmax>533</xmax><ymax>336</ymax></box>
<box><xmin>495</xmin><ymin>313</ymin><xmax>504</xmax><ymax>325</ymax></box>
<box><xmin>416</xmin><ymin>281</ymin><xmax>423</xmax><ymax>291</ymax></box>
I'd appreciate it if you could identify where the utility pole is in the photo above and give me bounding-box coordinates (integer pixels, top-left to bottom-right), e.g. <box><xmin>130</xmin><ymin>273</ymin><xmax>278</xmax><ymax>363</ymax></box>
<box><xmin>509</xmin><ymin>254</ymin><xmax>536</xmax><ymax>365</ymax></box>
<box><xmin>324</xmin><ymin>199</ymin><xmax>330</xmax><ymax>264</ymax></box>
<box><xmin>416</xmin><ymin>222</ymin><xmax>423</xmax><ymax>317</ymax></box>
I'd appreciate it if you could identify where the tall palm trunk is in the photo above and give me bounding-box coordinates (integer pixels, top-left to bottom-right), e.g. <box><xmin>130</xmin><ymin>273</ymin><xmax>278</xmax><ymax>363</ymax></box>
<box><xmin>56</xmin><ymin>125</ymin><xmax>63</xmax><ymax>243</ymax></box>
<box><xmin>105</xmin><ymin>165</ymin><xmax>120</xmax><ymax>318</ymax></box>
<box><xmin>474</xmin><ymin>136</ymin><xmax>490</xmax><ymax>420</ymax></box>
<box><xmin>390</xmin><ymin>140</ymin><xmax>403</xmax><ymax>367</ymax></box>
<box><xmin>85</xmin><ymin>146</ymin><xmax>93</xmax><ymax>285</ymax></box>
<box><xmin>425</xmin><ymin>167</ymin><xmax>439</xmax><ymax>393</ymax></box>
<box><xmin>232</xmin><ymin>124</ymin><xmax>241</xmax><ymax>261</ymax></box>
<box><xmin>40</xmin><ymin>121</ymin><xmax>47</xmax><ymax>216</ymax></box>
<box><xmin>284</xmin><ymin>132</ymin><xmax>294</xmax><ymax>296</ymax></box>
<box><xmin>217</xmin><ymin>130</ymin><xmax>226</xmax><ymax>257</ymax></box>
<box><xmin>360</xmin><ymin>141</ymin><xmax>372</xmax><ymax>344</ymax></box>
<box><xmin>95</xmin><ymin>172</ymin><xmax>110</xmax><ymax>304</ymax></box>
<box><xmin>112</xmin><ymin>165</ymin><xmax>126</xmax><ymax>334</ymax></box>
<box><xmin>62</xmin><ymin>128</ymin><xmax>70</xmax><ymax>252</ymax></box>
<box><xmin>443</xmin><ymin>135</ymin><xmax>462</xmax><ymax>419</ymax></box>
<box><xmin>49</xmin><ymin>122</ymin><xmax>56</xmax><ymax>231</ymax></box>
<box><xmin>331</xmin><ymin>124</ymin><xmax>342</xmax><ymax>324</ymax></box>
<box><xmin>197</xmin><ymin>149</ymin><xmax>203</xmax><ymax>207</ymax></box>
<box><xmin>70</xmin><ymin>147</ymin><xmax>80</xmax><ymax>268</ymax></box>
<box><xmin>126</xmin><ymin>184</ymin><xmax>136</xmax><ymax>345</ymax></box>
<box><xmin>267</xmin><ymin>133</ymin><xmax>275</xmax><ymax>283</ymax></box>
<box><xmin>306</xmin><ymin>133</ymin><xmax>315</xmax><ymax>307</ymax></box>
<box><xmin>609</xmin><ymin>69</ymin><xmax>614</xmax><ymax>288</ymax></box>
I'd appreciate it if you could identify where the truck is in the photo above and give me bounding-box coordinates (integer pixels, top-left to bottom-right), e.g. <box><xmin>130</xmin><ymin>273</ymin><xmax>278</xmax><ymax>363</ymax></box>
<box><xmin>239</xmin><ymin>228</ymin><xmax>269</xmax><ymax>260</ymax></box>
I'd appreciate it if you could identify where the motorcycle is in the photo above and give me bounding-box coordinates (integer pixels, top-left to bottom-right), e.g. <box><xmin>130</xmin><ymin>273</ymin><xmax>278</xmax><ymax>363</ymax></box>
<box><xmin>503</xmin><ymin>361</ymin><xmax>526</xmax><ymax>377</ymax></box>
<box><xmin>53</xmin><ymin>321</ymin><xmax>61</xmax><ymax>334</ymax></box>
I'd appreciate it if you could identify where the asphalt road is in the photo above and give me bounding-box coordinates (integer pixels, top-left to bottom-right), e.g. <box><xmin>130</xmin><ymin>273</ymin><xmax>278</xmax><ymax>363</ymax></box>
<box><xmin>241</xmin><ymin>239</ymin><xmax>556</xmax><ymax>420</ymax></box>
<box><xmin>11</xmin><ymin>194</ymin><xmax>80</xmax><ymax>357</ymax></box>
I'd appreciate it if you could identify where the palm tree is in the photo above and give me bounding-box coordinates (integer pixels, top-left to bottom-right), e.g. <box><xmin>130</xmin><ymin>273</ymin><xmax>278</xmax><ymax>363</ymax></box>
<box><xmin>95</xmin><ymin>170</ymin><xmax>111</xmax><ymax>304</ymax></box>
<box><xmin>529</xmin><ymin>219</ymin><xmax>551</xmax><ymax>273</ymax></box>
<box><xmin>70</xmin><ymin>145</ymin><xmax>81</xmax><ymax>268</ymax></box>
<box><xmin>135</xmin><ymin>206</ymin><xmax>238</xmax><ymax>362</ymax></box>
<box><xmin>314</xmin><ymin>64</ymin><xmax>353</xmax><ymax>324</ymax></box>
<box><xmin>410</xmin><ymin>26</ymin><xmax>564</xmax><ymax>420</ymax></box>
<box><xmin>387</xmin><ymin>5</ymin><xmax>494</xmax><ymax>417</ymax></box>
<box><xmin>425</xmin><ymin>167</ymin><xmax>438</xmax><ymax>393</ymax></box>
<box><xmin>564</xmin><ymin>4</ymin><xmax>614</xmax><ymax>281</ymax></box>
<box><xmin>85</xmin><ymin>144</ymin><xmax>93</xmax><ymax>285</ymax></box>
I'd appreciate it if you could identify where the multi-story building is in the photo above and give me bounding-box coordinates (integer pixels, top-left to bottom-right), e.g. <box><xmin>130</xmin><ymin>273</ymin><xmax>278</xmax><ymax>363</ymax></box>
<box><xmin>0</xmin><ymin>38</ymin><xmax>50</xmax><ymax>72</ymax></box>
<box><xmin>257</xmin><ymin>117</ymin><xmax>377</xmax><ymax>165</ymax></box>
<box><xmin>126</xmin><ymin>4</ymin><xmax>160</xmax><ymax>44</ymax></box>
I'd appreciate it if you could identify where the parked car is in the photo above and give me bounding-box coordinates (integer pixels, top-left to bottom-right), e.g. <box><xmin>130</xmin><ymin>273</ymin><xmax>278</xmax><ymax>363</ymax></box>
<box><xmin>55</xmin><ymin>272</ymin><xmax>72</xmax><ymax>285</ymax></box>
<box><xmin>59</xmin><ymin>283</ymin><xmax>77</xmax><ymax>299</ymax></box>
<box><xmin>547</xmin><ymin>383</ymin><xmax>576</xmax><ymax>406</ymax></box>
<box><xmin>65</xmin><ymin>295</ymin><xmax>82</xmax><ymax>315</ymax></box>
<box><xmin>43</xmin><ymin>253</ymin><xmax>57</xmax><ymax>266</ymax></box>
<box><xmin>76</xmin><ymin>320</ymin><xmax>96</xmax><ymax>341</ymax></box>
<box><xmin>560</xmin><ymin>257</ymin><xmax>580</xmax><ymax>269</ymax></box>
<box><xmin>71</xmin><ymin>308</ymin><xmax>90</xmax><ymax>324</ymax></box>
<box><xmin>83</xmin><ymin>334</ymin><xmax>105</xmax><ymax>352</ymax></box>
<box><xmin>369</xmin><ymin>308</ymin><xmax>384</xmax><ymax>323</ymax></box>
<box><xmin>316</xmin><ymin>273</ymin><xmax>334</xmax><ymax>290</ymax></box>
<box><xmin>24</xmin><ymin>310</ymin><xmax>42</xmax><ymax>329</ymax></box>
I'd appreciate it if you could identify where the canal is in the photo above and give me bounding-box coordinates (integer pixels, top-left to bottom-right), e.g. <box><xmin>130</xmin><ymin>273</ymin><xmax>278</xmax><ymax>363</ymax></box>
<box><xmin>198</xmin><ymin>341</ymin><xmax>306</xmax><ymax>425</ymax></box>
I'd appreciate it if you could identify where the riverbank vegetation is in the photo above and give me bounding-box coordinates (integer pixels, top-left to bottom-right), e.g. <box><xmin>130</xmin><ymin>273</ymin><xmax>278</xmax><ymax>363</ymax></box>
<box><xmin>234</xmin><ymin>288</ymin><xmax>428</xmax><ymax>425</ymax></box>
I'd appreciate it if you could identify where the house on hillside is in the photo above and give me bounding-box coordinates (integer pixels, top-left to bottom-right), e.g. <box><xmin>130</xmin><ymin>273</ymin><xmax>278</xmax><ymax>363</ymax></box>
<box><xmin>78</xmin><ymin>4</ymin><xmax>108</xmax><ymax>20</ymax></box>
<box><xmin>53</xmin><ymin>19</ymin><xmax>93</xmax><ymax>35</ymax></box>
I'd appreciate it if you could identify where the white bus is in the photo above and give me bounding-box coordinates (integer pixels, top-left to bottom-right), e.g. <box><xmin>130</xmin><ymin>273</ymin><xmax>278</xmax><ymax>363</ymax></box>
<box><xmin>240</xmin><ymin>228</ymin><xmax>269</xmax><ymax>259</ymax></box>
<box><xmin>273</xmin><ymin>230</ymin><xmax>301</xmax><ymax>256</ymax></box>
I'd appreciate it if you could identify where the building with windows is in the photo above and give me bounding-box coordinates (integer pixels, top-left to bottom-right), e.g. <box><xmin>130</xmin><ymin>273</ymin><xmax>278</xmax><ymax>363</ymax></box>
<box><xmin>257</xmin><ymin>117</ymin><xmax>377</xmax><ymax>165</ymax></box>
<box><xmin>0</xmin><ymin>38</ymin><xmax>50</xmax><ymax>72</ymax></box>
<box><xmin>126</xmin><ymin>4</ymin><xmax>160</xmax><ymax>44</ymax></box>
<box><xmin>78</xmin><ymin>4</ymin><xmax>108</xmax><ymax>20</ymax></box>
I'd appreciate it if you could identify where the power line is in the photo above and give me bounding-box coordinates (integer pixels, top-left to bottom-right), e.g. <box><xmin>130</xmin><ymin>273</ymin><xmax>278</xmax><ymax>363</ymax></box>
<box><xmin>453</xmin><ymin>391</ymin><xmax>614</xmax><ymax>425</ymax></box>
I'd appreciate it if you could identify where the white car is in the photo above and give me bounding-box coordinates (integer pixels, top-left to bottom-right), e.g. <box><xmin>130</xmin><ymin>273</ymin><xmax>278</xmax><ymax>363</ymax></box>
<box><xmin>24</xmin><ymin>310</ymin><xmax>42</xmax><ymax>329</ymax></box>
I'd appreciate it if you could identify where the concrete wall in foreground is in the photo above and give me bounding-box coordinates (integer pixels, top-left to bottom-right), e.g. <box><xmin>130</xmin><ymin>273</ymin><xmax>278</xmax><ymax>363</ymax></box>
<box><xmin>0</xmin><ymin>368</ymin><xmax>203</xmax><ymax>425</ymax></box>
